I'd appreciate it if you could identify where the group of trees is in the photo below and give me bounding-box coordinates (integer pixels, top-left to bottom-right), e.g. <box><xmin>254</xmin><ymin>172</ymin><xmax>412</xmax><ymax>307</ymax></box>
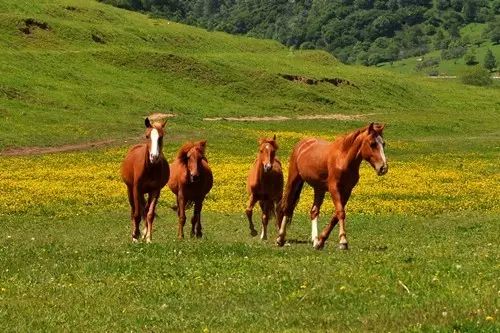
<box><xmin>101</xmin><ymin>0</ymin><xmax>500</xmax><ymax>66</ymax></box>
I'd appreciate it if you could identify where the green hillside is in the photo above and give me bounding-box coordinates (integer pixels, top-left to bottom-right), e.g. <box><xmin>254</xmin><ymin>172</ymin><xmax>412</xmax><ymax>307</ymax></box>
<box><xmin>1</xmin><ymin>0</ymin><xmax>498</xmax><ymax>152</ymax></box>
<box><xmin>0</xmin><ymin>1</ymin><xmax>499</xmax><ymax>332</ymax></box>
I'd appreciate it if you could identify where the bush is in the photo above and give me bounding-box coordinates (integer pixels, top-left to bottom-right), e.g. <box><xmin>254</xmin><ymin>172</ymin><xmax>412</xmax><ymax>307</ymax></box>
<box><xmin>415</xmin><ymin>57</ymin><xmax>440</xmax><ymax>71</ymax></box>
<box><xmin>483</xmin><ymin>49</ymin><xmax>497</xmax><ymax>72</ymax></box>
<box><xmin>460</xmin><ymin>66</ymin><xmax>493</xmax><ymax>86</ymax></box>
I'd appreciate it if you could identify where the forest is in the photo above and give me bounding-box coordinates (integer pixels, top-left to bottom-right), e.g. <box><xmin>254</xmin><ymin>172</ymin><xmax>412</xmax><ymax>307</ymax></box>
<box><xmin>100</xmin><ymin>0</ymin><xmax>500</xmax><ymax>64</ymax></box>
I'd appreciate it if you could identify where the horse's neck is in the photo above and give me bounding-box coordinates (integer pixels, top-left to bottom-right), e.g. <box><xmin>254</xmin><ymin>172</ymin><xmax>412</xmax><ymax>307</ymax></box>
<box><xmin>255</xmin><ymin>157</ymin><xmax>265</xmax><ymax>180</ymax></box>
<box><xmin>338</xmin><ymin>133</ymin><xmax>363</xmax><ymax>173</ymax></box>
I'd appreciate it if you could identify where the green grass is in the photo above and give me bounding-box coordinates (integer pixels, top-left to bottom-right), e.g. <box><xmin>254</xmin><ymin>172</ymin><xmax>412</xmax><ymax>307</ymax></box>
<box><xmin>0</xmin><ymin>0</ymin><xmax>499</xmax><ymax>332</ymax></box>
<box><xmin>1</xmin><ymin>211</ymin><xmax>499</xmax><ymax>332</ymax></box>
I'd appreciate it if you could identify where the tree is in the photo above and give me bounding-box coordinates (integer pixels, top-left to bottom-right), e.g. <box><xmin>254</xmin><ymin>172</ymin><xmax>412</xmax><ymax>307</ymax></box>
<box><xmin>464</xmin><ymin>47</ymin><xmax>477</xmax><ymax>65</ymax></box>
<box><xmin>483</xmin><ymin>49</ymin><xmax>497</xmax><ymax>72</ymax></box>
<box><xmin>462</xmin><ymin>0</ymin><xmax>478</xmax><ymax>23</ymax></box>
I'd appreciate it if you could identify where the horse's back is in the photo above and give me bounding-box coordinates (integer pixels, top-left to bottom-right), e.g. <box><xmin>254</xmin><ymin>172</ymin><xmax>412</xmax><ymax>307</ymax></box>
<box><xmin>292</xmin><ymin>138</ymin><xmax>331</xmax><ymax>187</ymax></box>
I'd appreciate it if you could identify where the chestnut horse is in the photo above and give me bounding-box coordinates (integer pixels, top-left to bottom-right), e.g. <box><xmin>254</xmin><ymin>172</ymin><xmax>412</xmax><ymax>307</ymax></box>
<box><xmin>276</xmin><ymin>123</ymin><xmax>388</xmax><ymax>250</ymax></box>
<box><xmin>121</xmin><ymin>114</ymin><xmax>170</xmax><ymax>243</ymax></box>
<box><xmin>168</xmin><ymin>141</ymin><xmax>213</xmax><ymax>239</ymax></box>
<box><xmin>245</xmin><ymin>135</ymin><xmax>284</xmax><ymax>240</ymax></box>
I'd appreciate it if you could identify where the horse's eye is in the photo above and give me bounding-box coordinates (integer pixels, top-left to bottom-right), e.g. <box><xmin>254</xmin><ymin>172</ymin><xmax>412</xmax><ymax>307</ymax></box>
<box><xmin>370</xmin><ymin>142</ymin><xmax>377</xmax><ymax>149</ymax></box>
<box><xmin>146</xmin><ymin>135</ymin><xmax>150</xmax><ymax>139</ymax></box>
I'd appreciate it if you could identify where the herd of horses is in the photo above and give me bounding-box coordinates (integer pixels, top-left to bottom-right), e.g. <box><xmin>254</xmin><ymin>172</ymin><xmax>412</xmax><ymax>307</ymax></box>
<box><xmin>121</xmin><ymin>113</ymin><xmax>388</xmax><ymax>250</ymax></box>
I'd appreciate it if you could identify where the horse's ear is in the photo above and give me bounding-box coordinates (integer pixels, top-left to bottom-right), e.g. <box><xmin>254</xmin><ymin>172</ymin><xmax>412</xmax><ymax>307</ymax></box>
<box><xmin>145</xmin><ymin>117</ymin><xmax>152</xmax><ymax>128</ymax></box>
<box><xmin>273</xmin><ymin>134</ymin><xmax>276</xmax><ymax>141</ymax></box>
<box><xmin>198</xmin><ymin>140</ymin><xmax>207</xmax><ymax>150</ymax></box>
<box><xmin>375</xmin><ymin>123</ymin><xmax>385</xmax><ymax>133</ymax></box>
<box><xmin>367</xmin><ymin>122</ymin><xmax>375</xmax><ymax>134</ymax></box>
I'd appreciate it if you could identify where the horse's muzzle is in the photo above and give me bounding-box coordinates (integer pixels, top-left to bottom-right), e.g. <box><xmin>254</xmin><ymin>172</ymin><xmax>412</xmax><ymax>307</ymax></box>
<box><xmin>263</xmin><ymin>163</ymin><xmax>272</xmax><ymax>172</ymax></box>
<box><xmin>190</xmin><ymin>174</ymin><xmax>200</xmax><ymax>183</ymax></box>
<box><xmin>149</xmin><ymin>154</ymin><xmax>160</xmax><ymax>164</ymax></box>
<box><xmin>377</xmin><ymin>164</ymin><xmax>388</xmax><ymax>176</ymax></box>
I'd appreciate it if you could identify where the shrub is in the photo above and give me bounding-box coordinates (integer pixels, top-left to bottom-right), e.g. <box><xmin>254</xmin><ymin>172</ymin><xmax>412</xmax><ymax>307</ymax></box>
<box><xmin>415</xmin><ymin>57</ymin><xmax>440</xmax><ymax>71</ymax></box>
<box><xmin>483</xmin><ymin>49</ymin><xmax>497</xmax><ymax>72</ymax></box>
<box><xmin>460</xmin><ymin>66</ymin><xmax>493</xmax><ymax>86</ymax></box>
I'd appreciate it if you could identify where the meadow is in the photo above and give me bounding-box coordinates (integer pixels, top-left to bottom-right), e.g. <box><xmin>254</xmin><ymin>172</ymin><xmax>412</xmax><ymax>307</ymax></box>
<box><xmin>0</xmin><ymin>0</ymin><xmax>499</xmax><ymax>332</ymax></box>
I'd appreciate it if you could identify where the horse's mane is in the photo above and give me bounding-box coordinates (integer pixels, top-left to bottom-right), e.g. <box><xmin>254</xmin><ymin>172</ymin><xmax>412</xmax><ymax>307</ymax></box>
<box><xmin>339</xmin><ymin>128</ymin><xmax>363</xmax><ymax>151</ymax></box>
<box><xmin>176</xmin><ymin>141</ymin><xmax>207</xmax><ymax>162</ymax></box>
<box><xmin>259</xmin><ymin>138</ymin><xmax>278</xmax><ymax>150</ymax></box>
<box><xmin>338</xmin><ymin>123</ymin><xmax>384</xmax><ymax>151</ymax></box>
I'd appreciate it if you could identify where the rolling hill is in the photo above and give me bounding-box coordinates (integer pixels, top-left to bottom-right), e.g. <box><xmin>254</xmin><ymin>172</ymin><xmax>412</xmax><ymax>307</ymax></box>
<box><xmin>0</xmin><ymin>1</ymin><xmax>499</xmax><ymax>332</ymax></box>
<box><xmin>0</xmin><ymin>0</ymin><xmax>498</xmax><ymax>153</ymax></box>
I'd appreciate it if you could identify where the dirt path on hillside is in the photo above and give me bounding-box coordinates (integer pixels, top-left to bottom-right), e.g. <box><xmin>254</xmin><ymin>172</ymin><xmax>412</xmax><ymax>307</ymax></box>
<box><xmin>203</xmin><ymin>113</ymin><xmax>375</xmax><ymax>122</ymax></box>
<box><xmin>0</xmin><ymin>138</ymin><xmax>133</xmax><ymax>157</ymax></box>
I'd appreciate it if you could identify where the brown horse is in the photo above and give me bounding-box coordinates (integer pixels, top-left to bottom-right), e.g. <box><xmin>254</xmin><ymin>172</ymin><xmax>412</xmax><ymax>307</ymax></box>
<box><xmin>121</xmin><ymin>114</ymin><xmax>170</xmax><ymax>243</ymax></box>
<box><xmin>276</xmin><ymin>123</ymin><xmax>388</xmax><ymax>250</ymax></box>
<box><xmin>245</xmin><ymin>135</ymin><xmax>284</xmax><ymax>240</ymax></box>
<box><xmin>168</xmin><ymin>141</ymin><xmax>213</xmax><ymax>239</ymax></box>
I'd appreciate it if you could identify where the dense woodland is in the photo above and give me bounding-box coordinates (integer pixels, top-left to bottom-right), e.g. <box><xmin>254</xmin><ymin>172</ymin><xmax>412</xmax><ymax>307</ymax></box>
<box><xmin>101</xmin><ymin>0</ymin><xmax>500</xmax><ymax>65</ymax></box>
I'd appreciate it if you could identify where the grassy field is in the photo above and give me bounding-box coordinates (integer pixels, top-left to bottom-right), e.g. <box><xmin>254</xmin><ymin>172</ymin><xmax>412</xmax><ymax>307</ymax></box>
<box><xmin>0</xmin><ymin>0</ymin><xmax>499</xmax><ymax>332</ymax></box>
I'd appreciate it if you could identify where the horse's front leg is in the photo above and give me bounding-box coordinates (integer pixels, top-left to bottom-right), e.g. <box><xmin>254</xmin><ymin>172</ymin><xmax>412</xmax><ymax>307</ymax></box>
<box><xmin>315</xmin><ymin>189</ymin><xmax>346</xmax><ymax>250</ymax></box>
<box><xmin>192</xmin><ymin>199</ymin><xmax>203</xmax><ymax>238</ymax></box>
<box><xmin>177</xmin><ymin>194</ymin><xmax>187</xmax><ymax>239</ymax></box>
<box><xmin>130</xmin><ymin>185</ymin><xmax>144</xmax><ymax>242</ymax></box>
<box><xmin>259</xmin><ymin>200</ymin><xmax>271</xmax><ymax>240</ymax></box>
<box><xmin>143</xmin><ymin>191</ymin><xmax>160</xmax><ymax>243</ymax></box>
<box><xmin>245</xmin><ymin>194</ymin><xmax>258</xmax><ymax>237</ymax></box>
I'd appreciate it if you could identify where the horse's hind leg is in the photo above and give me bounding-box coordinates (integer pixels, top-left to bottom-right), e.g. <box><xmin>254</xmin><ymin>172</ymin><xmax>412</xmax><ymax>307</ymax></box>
<box><xmin>143</xmin><ymin>191</ymin><xmax>159</xmax><ymax>243</ymax></box>
<box><xmin>276</xmin><ymin>170</ymin><xmax>304</xmax><ymax>247</ymax></box>
<box><xmin>245</xmin><ymin>194</ymin><xmax>258</xmax><ymax>237</ymax></box>
<box><xmin>191</xmin><ymin>199</ymin><xmax>203</xmax><ymax>238</ymax></box>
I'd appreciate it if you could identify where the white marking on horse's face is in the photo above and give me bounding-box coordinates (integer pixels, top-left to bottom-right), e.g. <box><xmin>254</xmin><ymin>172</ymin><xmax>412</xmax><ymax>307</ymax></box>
<box><xmin>375</xmin><ymin>135</ymin><xmax>388</xmax><ymax>175</ymax></box>
<box><xmin>262</xmin><ymin>144</ymin><xmax>272</xmax><ymax>172</ymax></box>
<box><xmin>149</xmin><ymin>128</ymin><xmax>160</xmax><ymax>163</ymax></box>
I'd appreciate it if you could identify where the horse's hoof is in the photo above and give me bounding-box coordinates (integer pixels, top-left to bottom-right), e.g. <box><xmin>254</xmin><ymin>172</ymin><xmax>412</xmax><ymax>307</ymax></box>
<box><xmin>276</xmin><ymin>237</ymin><xmax>285</xmax><ymax>247</ymax></box>
<box><xmin>132</xmin><ymin>237</ymin><xmax>139</xmax><ymax>243</ymax></box>
<box><xmin>145</xmin><ymin>238</ymin><xmax>152</xmax><ymax>244</ymax></box>
<box><xmin>339</xmin><ymin>243</ymin><xmax>349</xmax><ymax>250</ymax></box>
<box><xmin>196</xmin><ymin>232</ymin><xmax>203</xmax><ymax>239</ymax></box>
<box><xmin>313</xmin><ymin>238</ymin><xmax>324</xmax><ymax>250</ymax></box>
<box><xmin>250</xmin><ymin>229</ymin><xmax>258</xmax><ymax>237</ymax></box>
<box><xmin>260</xmin><ymin>235</ymin><xmax>267</xmax><ymax>241</ymax></box>
<box><xmin>314</xmin><ymin>241</ymin><xmax>325</xmax><ymax>250</ymax></box>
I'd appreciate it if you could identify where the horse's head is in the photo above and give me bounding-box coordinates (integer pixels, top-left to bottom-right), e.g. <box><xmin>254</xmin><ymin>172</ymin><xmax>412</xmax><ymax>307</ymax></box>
<box><xmin>258</xmin><ymin>135</ymin><xmax>278</xmax><ymax>173</ymax></box>
<box><xmin>360</xmin><ymin>123</ymin><xmax>388</xmax><ymax>176</ymax></box>
<box><xmin>144</xmin><ymin>116</ymin><xmax>166</xmax><ymax>164</ymax></box>
<box><xmin>184</xmin><ymin>140</ymin><xmax>207</xmax><ymax>183</ymax></box>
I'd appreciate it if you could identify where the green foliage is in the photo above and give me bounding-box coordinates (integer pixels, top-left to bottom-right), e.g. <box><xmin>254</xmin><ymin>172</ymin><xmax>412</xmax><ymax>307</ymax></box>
<box><xmin>464</xmin><ymin>47</ymin><xmax>478</xmax><ymax>65</ymax></box>
<box><xmin>98</xmin><ymin>0</ymin><xmax>499</xmax><ymax>66</ymax></box>
<box><xmin>415</xmin><ymin>57</ymin><xmax>440</xmax><ymax>71</ymax></box>
<box><xmin>483</xmin><ymin>48</ymin><xmax>497</xmax><ymax>71</ymax></box>
<box><xmin>460</xmin><ymin>65</ymin><xmax>493</xmax><ymax>85</ymax></box>
<box><xmin>441</xmin><ymin>39</ymin><xmax>468</xmax><ymax>59</ymax></box>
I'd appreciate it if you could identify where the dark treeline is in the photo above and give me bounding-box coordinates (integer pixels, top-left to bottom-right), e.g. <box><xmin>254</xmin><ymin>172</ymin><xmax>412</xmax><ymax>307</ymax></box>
<box><xmin>100</xmin><ymin>0</ymin><xmax>500</xmax><ymax>65</ymax></box>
